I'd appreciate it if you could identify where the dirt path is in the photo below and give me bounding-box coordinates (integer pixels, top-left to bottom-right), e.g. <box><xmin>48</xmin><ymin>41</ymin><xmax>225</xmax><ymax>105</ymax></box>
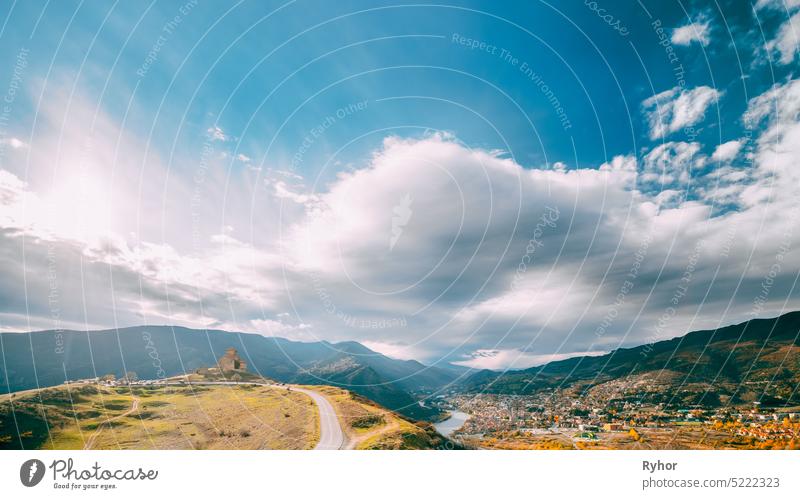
<box><xmin>345</xmin><ymin>418</ymin><xmax>400</xmax><ymax>450</ymax></box>
<box><xmin>83</xmin><ymin>397</ymin><xmax>139</xmax><ymax>450</ymax></box>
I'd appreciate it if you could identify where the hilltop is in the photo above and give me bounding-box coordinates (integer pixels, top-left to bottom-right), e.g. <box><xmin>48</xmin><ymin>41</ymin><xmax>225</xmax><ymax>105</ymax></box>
<box><xmin>0</xmin><ymin>326</ymin><xmax>459</xmax><ymax>420</ymax></box>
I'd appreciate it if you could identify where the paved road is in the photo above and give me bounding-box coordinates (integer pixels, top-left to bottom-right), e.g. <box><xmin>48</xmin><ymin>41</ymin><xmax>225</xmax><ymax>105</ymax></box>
<box><xmin>292</xmin><ymin>387</ymin><xmax>345</xmax><ymax>450</ymax></box>
<box><xmin>152</xmin><ymin>380</ymin><xmax>345</xmax><ymax>450</ymax></box>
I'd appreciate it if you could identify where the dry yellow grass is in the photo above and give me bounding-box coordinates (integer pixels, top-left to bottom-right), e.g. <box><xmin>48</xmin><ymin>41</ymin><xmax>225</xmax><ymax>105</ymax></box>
<box><xmin>1</xmin><ymin>384</ymin><xmax>319</xmax><ymax>450</ymax></box>
<box><xmin>2</xmin><ymin>382</ymin><xmax>449</xmax><ymax>450</ymax></box>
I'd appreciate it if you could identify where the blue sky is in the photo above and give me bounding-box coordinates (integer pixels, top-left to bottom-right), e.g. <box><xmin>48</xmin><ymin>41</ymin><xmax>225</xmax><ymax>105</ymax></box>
<box><xmin>2</xmin><ymin>0</ymin><xmax>788</xmax><ymax>176</ymax></box>
<box><xmin>1</xmin><ymin>1</ymin><xmax>799</xmax><ymax>369</ymax></box>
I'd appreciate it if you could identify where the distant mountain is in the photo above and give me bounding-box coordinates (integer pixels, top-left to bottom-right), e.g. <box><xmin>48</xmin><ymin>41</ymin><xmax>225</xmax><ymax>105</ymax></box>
<box><xmin>290</xmin><ymin>342</ymin><xmax>454</xmax><ymax>420</ymax></box>
<box><xmin>316</xmin><ymin>341</ymin><xmax>459</xmax><ymax>391</ymax></box>
<box><xmin>294</xmin><ymin>359</ymin><xmax>435</xmax><ymax>420</ymax></box>
<box><xmin>0</xmin><ymin>326</ymin><xmax>456</xmax><ymax>420</ymax></box>
<box><xmin>460</xmin><ymin>312</ymin><xmax>800</xmax><ymax>407</ymax></box>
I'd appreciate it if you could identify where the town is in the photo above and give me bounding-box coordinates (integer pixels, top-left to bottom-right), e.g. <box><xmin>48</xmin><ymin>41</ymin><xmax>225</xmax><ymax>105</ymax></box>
<box><xmin>432</xmin><ymin>387</ymin><xmax>800</xmax><ymax>450</ymax></box>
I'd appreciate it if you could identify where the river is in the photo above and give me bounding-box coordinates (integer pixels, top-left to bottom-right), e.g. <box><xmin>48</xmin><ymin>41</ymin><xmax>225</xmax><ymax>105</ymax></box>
<box><xmin>434</xmin><ymin>410</ymin><xmax>469</xmax><ymax>437</ymax></box>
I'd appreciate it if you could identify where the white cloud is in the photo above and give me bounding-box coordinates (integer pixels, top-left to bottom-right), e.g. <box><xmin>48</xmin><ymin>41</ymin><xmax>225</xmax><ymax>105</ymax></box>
<box><xmin>767</xmin><ymin>12</ymin><xmax>800</xmax><ymax>65</ymax></box>
<box><xmin>249</xmin><ymin>318</ymin><xmax>313</xmax><ymax>339</ymax></box>
<box><xmin>599</xmin><ymin>154</ymin><xmax>637</xmax><ymax>172</ymax></box>
<box><xmin>455</xmin><ymin>268</ymin><xmax>602</xmax><ymax>331</ymax></box>
<box><xmin>0</xmin><ymin>87</ymin><xmax>295</xmax><ymax>335</ymax></box>
<box><xmin>5</xmin><ymin>120</ymin><xmax>800</xmax><ymax>366</ymax></box>
<box><xmin>671</xmin><ymin>20</ymin><xmax>711</xmax><ymax>46</ymax></box>
<box><xmin>452</xmin><ymin>348</ymin><xmax>605</xmax><ymax>370</ymax></box>
<box><xmin>642</xmin><ymin>86</ymin><xmax>722</xmax><ymax>140</ymax></box>
<box><xmin>755</xmin><ymin>0</ymin><xmax>800</xmax><ymax>11</ymax></box>
<box><xmin>641</xmin><ymin>141</ymin><xmax>704</xmax><ymax>188</ymax></box>
<box><xmin>5</xmin><ymin>76</ymin><xmax>800</xmax><ymax>368</ymax></box>
<box><xmin>0</xmin><ymin>137</ymin><xmax>28</xmax><ymax>149</ymax></box>
<box><xmin>743</xmin><ymin>78</ymin><xmax>800</xmax><ymax>206</ymax></box>
<box><xmin>270</xmin><ymin>179</ymin><xmax>317</xmax><ymax>204</ymax></box>
<box><xmin>744</xmin><ymin>79</ymin><xmax>800</xmax><ymax>132</ymax></box>
<box><xmin>711</xmin><ymin>140</ymin><xmax>743</xmax><ymax>162</ymax></box>
<box><xmin>361</xmin><ymin>341</ymin><xmax>430</xmax><ymax>361</ymax></box>
<box><xmin>757</xmin><ymin>0</ymin><xmax>800</xmax><ymax>64</ymax></box>
<box><xmin>206</xmin><ymin>125</ymin><xmax>229</xmax><ymax>142</ymax></box>
<box><xmin>274</xmin><ymin>169</ymin><xmax>304</xmax><ymax>180</ymax></box>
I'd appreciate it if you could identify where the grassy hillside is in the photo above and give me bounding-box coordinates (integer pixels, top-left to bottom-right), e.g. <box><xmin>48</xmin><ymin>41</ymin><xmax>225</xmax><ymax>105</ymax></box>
<box><xmin>0</xmin><ymin>383</ymin><xmax>318</xmax><ymax>450</ymax></box>
<box><xmin>310</xmin><ymin>386</ymin><xmax>456</xmax><ymax>450</ymax></box>
<box><xmin>0</xmin><ymin>381</ymin><xmax>454</xmax><ymax>450</ymax></box>
<box><xmin>0</xmin><ymin>325</ymin><xmax>453</xmax><ymax>420</ymax></box>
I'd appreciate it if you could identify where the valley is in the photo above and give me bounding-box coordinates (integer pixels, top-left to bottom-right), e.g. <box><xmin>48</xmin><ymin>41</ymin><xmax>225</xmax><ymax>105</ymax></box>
<box><xmin>434</xmin><ymin>312</ymin><xmax>800</xmax><ymax>449</ymax></box>
<box><xmin>2</xmin><ymin>312</ymin><xmax>800</xmax><ymax>450</ymax></box>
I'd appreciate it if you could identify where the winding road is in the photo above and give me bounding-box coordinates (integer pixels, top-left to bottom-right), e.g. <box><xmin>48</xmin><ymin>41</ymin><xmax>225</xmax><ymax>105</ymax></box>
<box><xmin>292</xmin><ymin>387</ymin><xmax>345</xmax><ymax>450</ymax></box>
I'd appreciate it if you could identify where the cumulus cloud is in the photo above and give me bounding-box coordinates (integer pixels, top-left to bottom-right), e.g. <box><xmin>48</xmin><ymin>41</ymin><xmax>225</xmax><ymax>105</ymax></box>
<box><xmin>360</xmin><ymin>341</ymin><xmax>430</xmax><ymax>361</ymax></box>
<box><xmin>756</xmin><ymin>0</ymin><xmax>800</xmax><ymax>64</ymax></box>
<box><xmin>755</xmin><ymin>0</ymin><xmax>800</xmax><ymax>11</ymax></box>
<box><xmin>452</xmin><ymin>348</ymin><xmax>605</xmax><ymax>370</ymax></box>
<box><xmin>4</xmin><ymin>116</ymin><xmax>799</xmax><ymax>368</ymax></box>
<box><xmin>276</xmin><ymin>127</ymin><xmax>797</xmax><ymax>366</ymax></box>
<box><xmin>642</xmin><ymin>86</ymin><xmax>722</xmax><ymax>140</ymax></box>
<box><xmin>767</xmin><ymin>12</ymin><xmax>800</xmax><ymax>65</ymax></box>
<box><xmin>671</xmin><ymin>19</ymin><xmax>711</xmax><ymax>46</ymax></box>
<box><xmin>711</xmin><ymin>140</ymin><xmax>743</xmax><ymax>162</ymax></box>
<box><xmin>641</xmin><ymin>141</ymin><xmax>704</xmax><ymax>189</ymax></box>
<box><xmin>742</xmin><ymin>78</ymin><xmax>800</xmax><ymax>210</ymax></box>
<box><xmin>4</xmin><ymin>73</ymin><xmax>800</xmax><ymax>369</ymax></box>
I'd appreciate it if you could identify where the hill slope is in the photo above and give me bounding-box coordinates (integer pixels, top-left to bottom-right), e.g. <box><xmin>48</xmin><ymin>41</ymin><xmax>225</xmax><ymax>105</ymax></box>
<box><xmin>461</xmin><ymin>312</ymin><xmax>800</xmax><ymax>407</ymax></box>
<box><xmin>0</xmin><ymin>383</ymin><xmax>319</xmax><ymax>450</ymax></box>
<box><xmin>0</xmin><ymin>326</ymin><xmax>454</xmax><ymax>420</ymax></box>
<box><xmin>0</xmin><ymin>382</ymin><xmax>451</xmax><ymax>450</ymax></box>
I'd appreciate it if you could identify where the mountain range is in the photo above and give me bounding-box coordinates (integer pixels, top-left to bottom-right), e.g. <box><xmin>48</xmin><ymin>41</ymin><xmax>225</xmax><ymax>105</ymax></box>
<box><xmin>460</xmin><ymin>312</ymin><xmax>800</xmax><ymax>408</ymax></box>
<box><xmin>3</xmin><ymin>311</ymin><xmax>800</xmax><ymax>420</ymax></box>
<box><xmin>0</xmin><ymin>325</ymin><xmax>461</xmax><ymax>420</ymax></box>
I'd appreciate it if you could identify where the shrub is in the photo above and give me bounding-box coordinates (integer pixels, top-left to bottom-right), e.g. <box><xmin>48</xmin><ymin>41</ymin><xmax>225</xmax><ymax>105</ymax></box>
<box><xmin>351</xmin><ymin>414</ymin><xmax>385</xmax><ymax>429</ymax></box>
